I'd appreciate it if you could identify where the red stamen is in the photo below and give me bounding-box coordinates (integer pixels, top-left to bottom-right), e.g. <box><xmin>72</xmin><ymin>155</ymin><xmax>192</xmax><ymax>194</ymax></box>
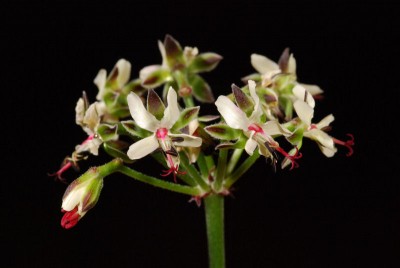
<box><xmin>48</xmin><ymin>161</ymin><xmax>72</xmax><ymax>183</ymax></box>
<box><xmin>49</xmin><ymin>135</ymin><xmax>95</xmax><ymax>182</ymax></box>
<box><xmin>161</xmin><ymin>165</ymin><xmax>186</xmax><ymax>183</ymax></box>
<box><xmin>276</xmin><ymin>146</ymin><xmax>302</xmax><ymax>170</ymax></box>
<box><xmin>333</xmin><ymin>133</ymin><xmax>354</xmax><ymax>157</ymax></box>
<box><xmin>61</xmin><ymin>207</ymin><xmax>81</xmax><ymax>229</ymax></box>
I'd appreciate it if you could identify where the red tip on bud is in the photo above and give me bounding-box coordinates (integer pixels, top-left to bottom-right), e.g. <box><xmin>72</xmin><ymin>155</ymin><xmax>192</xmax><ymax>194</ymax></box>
<box><xmin>61</xmin><ymin>207</ymin><xmax>81</xmax><ymax>229</ymax></box>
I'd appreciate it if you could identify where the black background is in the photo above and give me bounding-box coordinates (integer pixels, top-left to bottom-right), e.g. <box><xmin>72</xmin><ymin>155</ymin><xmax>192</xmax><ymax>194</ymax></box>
<box><xmin>4</xmin><ymin>1</ymin><xmax>400</xmax><ymax>267</ymax></box>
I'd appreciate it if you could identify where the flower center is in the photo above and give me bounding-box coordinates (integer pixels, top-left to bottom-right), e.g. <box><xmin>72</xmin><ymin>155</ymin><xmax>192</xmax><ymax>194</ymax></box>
<box><xmin>156</xmin><ymin>128</ymin><xmax>169</xmax><ymax>139</ymax></box>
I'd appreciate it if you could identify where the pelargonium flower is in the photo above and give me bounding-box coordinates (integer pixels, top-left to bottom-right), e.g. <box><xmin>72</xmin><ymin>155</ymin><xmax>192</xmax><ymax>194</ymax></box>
<box><xmin>292</xmin><ymin>93</ymin><xmax>354</xmax><ymax>157</ymax></box>
<box><xmin>61</xmin><ymin>169</ymin><xmax>103</xmax><ymax>229</ymax></box>
<box><xmin>94</xmin><ymin>58</ymin><xmax>132</xmax><ymax>101</ymax></box>
<box><xmin>127</xmin><ymin>87</ymin><xmax>202</xmax><ymax>180</ymax></box>
<box><xmin>209</xmin><ymin>80</ymin><xmax>301</xmax><ymax>169</ymax></box>
<box><xmin>249</xmin><ymin>48</ymin><xmax>323</xmax><ymax>96</ymax></box>
<box><xmin>139</xmin><ymin>34</ymin><xmax>222</xmax><ymax>103</ymax></box>
<box><xmin>75</xmin><ymin>94</ymin><xmax>106</xmax><ymax>156</ymax></box>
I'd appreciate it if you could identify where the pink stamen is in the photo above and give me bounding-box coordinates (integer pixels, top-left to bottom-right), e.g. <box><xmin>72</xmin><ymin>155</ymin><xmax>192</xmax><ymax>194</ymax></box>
<box><xmin>333</xmin><ymin>133</ymin><xmax>355</xmax><ymax>157</ymax></box>
<box><xmin>310</xmin><ymin>124</ymin><xmax>318</xmax><ymax>130</ymax></box>
<box><xmin>160</xmin><ymin>154</ymin><xmax>186</xmax><ymax>182</ymax></box>
<box><xmin>276</xmin><ymin>146</ymin><xmax>302</xmax><ymax>170</ymax></box>
<box><xmin>49</xmin><ymin>135</ymin><xmax>95</xmax><ymax>182</ymax></box>
<box><xmin>156</xmin><ymin>128</ymin><xmax>168</xmax><ymax>139</ymax></box>
<box><xmin>61</xmin><ymin>207</ymin><xmax>81</xmax><ymax>229</ymax></box>
<box><xmin>81</xmin><ymin>134</ymin><xmax>95</xmax><ymax>145</ymax></box>
<box><xmin>48</xmin><ymin>162</ymin><xmax>72</xmax><ymax>182</ymax></box>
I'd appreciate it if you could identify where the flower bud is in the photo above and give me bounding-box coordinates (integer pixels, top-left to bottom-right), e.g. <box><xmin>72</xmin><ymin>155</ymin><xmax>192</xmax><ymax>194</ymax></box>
<box><xmin>61</xmin><ymin>168</ymin><xmax>103</xmax><ymax>229</ymax></box>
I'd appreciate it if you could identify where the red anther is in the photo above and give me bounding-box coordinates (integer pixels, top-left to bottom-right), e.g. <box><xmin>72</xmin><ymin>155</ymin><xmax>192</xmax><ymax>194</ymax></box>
<box><xmin>310</xmin><ymin>124</ymin><xmax>318</xmax><ymax>130</ymax></box>
<box><xmin>156</xmin><ymin>128</ymin><xmax>169</xmax><ymax>139</ymax></box>
<box><xmin>333</xmin><ymin>133</ymin><xmax>355</xmax><ymax>157</ymax></box>
<box><xmin>276</xmin><ymin>146</ymin><xmax>302</xmax><ymax>170</ymax></box>
<box><xmin>48</xmin><ymin>161</ymin><xmax>72</xmax><ymax>183</ymax></box>
<box><xmin>61</xmin><ymin>207</ymin><xmax>81</xmax><ymax>229</ymax></box>
<box><xmin>248</xmin><ymin>124</ymin><xmax>264</xmax><ymax>134</ymax></box>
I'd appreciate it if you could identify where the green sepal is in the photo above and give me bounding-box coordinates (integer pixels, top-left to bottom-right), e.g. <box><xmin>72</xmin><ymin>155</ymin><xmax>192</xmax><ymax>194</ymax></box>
<box><xmin>215</xmin><ymin>132</ymin><xmax>247</xmax><ymax>150</ymax></box>
<box><xmin>171</xmin><ymin>106</ymin><xmax>200</xmax><ymax>131</ymax></box>
<box><xmin>164</xmin><ymin>35</ymin><xmax>185</xmax><ymax>70</ymax></box>
<box><xmin>123</xmin><ymin>79</ymin><xmax>147</xmax><ymax>95</ymax></box>
<box><xmin>188</xmin><ymin>52</ymin><xmax>222</xmax><ymax>73</ymax></box>
<box><xmin>198</xmin><ymin>115</ymin><xmax>220</xmax><ymax>122</ymax></box>
<box><xmin>205</xmin><ymin>124</ymin><xmax>242</xmax><ymax>140</ymax></box>
<box><xmin>103</xmin><ymin>140</ymin><xmax>134</xmax><ymax>163</ymax></box>
<box><xmin>232</xmin><ymin>84</ymin><xmax>254</xmax><ymax>117</ymax></box>
<box><xmin>147</xmin><ymin>89</ymin><xmax>165</xmax><ymax>120</ymax></box>
<box><xmin>142</xmin><ymin>68</ymin><xmax>171</xmax><ymax>89</ymax></box>
<box><xmin>120</xmin><ymin>120</ymin><xmax>152</xmax><ymax>138</ymax></box>
<box><xmin>188</xmin><ymin>74</ymin><xmax>214</xmax><ymax>103</ymax></box>
<box><xmin>97</xmin><ymin>124</ymin><xmax>118</xmax><ymax>142</ymax></box>
<box><xmin>286</xmin><ymin>127</ymin><xmax>304</xmax><ymax>146</ymax></box>
<box><xmin>241</xmin><ymin>73</ymin><xmax>262</xmax><ymax>84</ymax></box>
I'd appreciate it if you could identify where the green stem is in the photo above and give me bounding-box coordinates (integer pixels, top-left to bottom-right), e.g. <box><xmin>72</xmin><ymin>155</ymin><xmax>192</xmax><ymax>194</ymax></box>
<box><xmin>224</xmin><ymin>151</ymin><xmax>260</xmax><ymax>189</ymax></box>
<box><xmin>214</xmin><ymin>149</ymin><xmax>228</xmax><ymax>192</ymax></box>
<box><xmin>226</xmin><ymin>149</ymin><xmax>243</xmax><ymax>175</ymax></box>
<box><xmin>197</xmin><ymin>152</ymin><xmax>210</xmax><ymax>179</ymax></box>
<box><xmin>182</xmin><ymin>96</ymin><xmax>195</xmax><ymax>108</ymax></box>
<box><xmin>205</xmin><ymin>155</ymin><xmax>215</xmax><ymax>171</ymax></box>
<box><xmin>204</xmin><ymin>194</ymin><xmax>225</xmax><ymax>268</ymax></box>
<box><xmin>179</xmin><ymin>152</ymin><xmax>210</xmax><ymax>190</ymax></box>
<box><xmin>118</xmin><ymin>165</ymin><xmax>202</xmax><ymax>196</ymax></box>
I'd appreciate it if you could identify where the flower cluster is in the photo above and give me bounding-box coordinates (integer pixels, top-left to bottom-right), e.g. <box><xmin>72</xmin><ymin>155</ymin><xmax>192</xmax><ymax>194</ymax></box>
<box><xmin>52</xmin><ymin>35</ymin><xmax>354</xmax><ymax>229</ymax></box>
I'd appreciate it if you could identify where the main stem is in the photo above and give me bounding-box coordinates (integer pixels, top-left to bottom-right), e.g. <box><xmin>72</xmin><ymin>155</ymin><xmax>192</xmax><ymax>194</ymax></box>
<box><xmin>204</xmin><ymin>194</ymin><xmax>225</xmax><ymax>268</ymax></box>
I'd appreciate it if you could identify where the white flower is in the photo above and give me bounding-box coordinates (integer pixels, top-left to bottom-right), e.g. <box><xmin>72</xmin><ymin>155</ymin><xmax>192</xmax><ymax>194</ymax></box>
<box><xmin>293</xmin><ymin>99</ymin><xmax>337</xmax><ymax>157</ymax></box>
<box><xmin>215</xmin><ymin>80</ymin><xmax>299</xmax><ymax>167</ymax></box>
<box><xmin>74</xmin><ymin>98</ymin><xmax>106</xmax><ymax>156</ymax></box>
<box><xmin>251</xmin><ymin>53</ymin><xmax>323</xmax><ymax>95</ymax></box>
<box><xmin>127</xmin><ymin>87</ymin><xmax>202</xmax><ymax>178</ymax></box>
<box><xmin>94</xmin><ymin>59</ymin><xmax>132</xmax><ymax>101</ymax></box>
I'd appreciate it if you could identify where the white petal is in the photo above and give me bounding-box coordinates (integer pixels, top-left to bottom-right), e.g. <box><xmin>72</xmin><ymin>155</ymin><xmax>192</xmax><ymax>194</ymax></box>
<box><xmin>87</xmin><ymin>138</ymin><xmax>102</xmax><ymax>156</ymax></box>
<box><xmin>83</xmin><ymin>103</ymin><xmax>100</xmax><ymax>133</ymax></box>
<box><xmin>169</xmin><ymin>133</ymin><xmax>202</xmax><ymax>147</ymax></box>
<box><xmin>293</xmin><ymin>84</ymin><xmax>315</xmax><ymax>108</ymax></box>
<box><xmin>244</xmin><ymin>134</ymin><xmax>258</xmax><ymax>155</ymax></box>
<box><xmin>62</xmin><ymin>186</ymin><xmax>85</xmax><ymax>211</ymax></box>
<box><xmin>316</xmin><ymin>114</ymin><xmax>335</xmax><ymax>129</ymax></box>
<box><xmin>318</xmin><ymin>143</ymin><xmax>337</xmax><ymax>157</ymax></box>
<box><xmin>127</xmin><ymin>92</ymin><xmax>159</xmax><ymax>132</ymax></box>
<box><xmin>306</xmin><ymin>129</ymin><xmax>335</xmax><ymax>150</ymax></box>
<box><xmin>251</xmin><ymin>54</ymin><xmax>280</xmax><ymax>74</ymax></box>
<box><xmin>127</xmin><ymin>135</ymin><xmax>159</xmax><ymax>159</ymax></box>
<box><xmin>300</xmin><ymin>83</ymin><xmax>324</xmax><ymax>95</ymax></box>
<box><xmin>293</xmin><ymin>100</ymin><xmax>314</xmax><ymax>126</ymax></box>
<box><xmin>287</xmin><ymin>54</ymin><xmax>297</xmax><ymax>74</ymax></box>
<box><xmin>75</xmin><ymin>98</ymin><xmax>85</xmax><ymax>126</ymax></box>
<box><xmin>115</xmin><ymin>59</ymin><xmax>131</xmax><ymax>88</ymax></box>
<box><xmin>161</xmin><ymin>87</ymin><xmax>180</xmax><ymax>129</ymax></box>
<box><xmin>262</xmin><ymin>121</ymin><xmax>292</xmax><ymax>137</ymax></box>
<box><xmin>139</xmin><ymin>65</ymin><xmax>162</xmax><ymax>81</ymax></box>
<box><xmin>94</xmin><ymin>69</ymin><xmax>107</xmax><ymax>100</ymax></box>
<box><xmin>215</xmin><ymin>96</ymin><xmax>249</xmax><ymax>130</ymax></box>
<box><xmin>158</xmin><ymin>40</ymin><xmax>168</xmax><ymax>68</ymax></box>
<box><xmin>248</xmin><ymin>80</ymin><xmax>263</xmax><ymax>121</ymax></box>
